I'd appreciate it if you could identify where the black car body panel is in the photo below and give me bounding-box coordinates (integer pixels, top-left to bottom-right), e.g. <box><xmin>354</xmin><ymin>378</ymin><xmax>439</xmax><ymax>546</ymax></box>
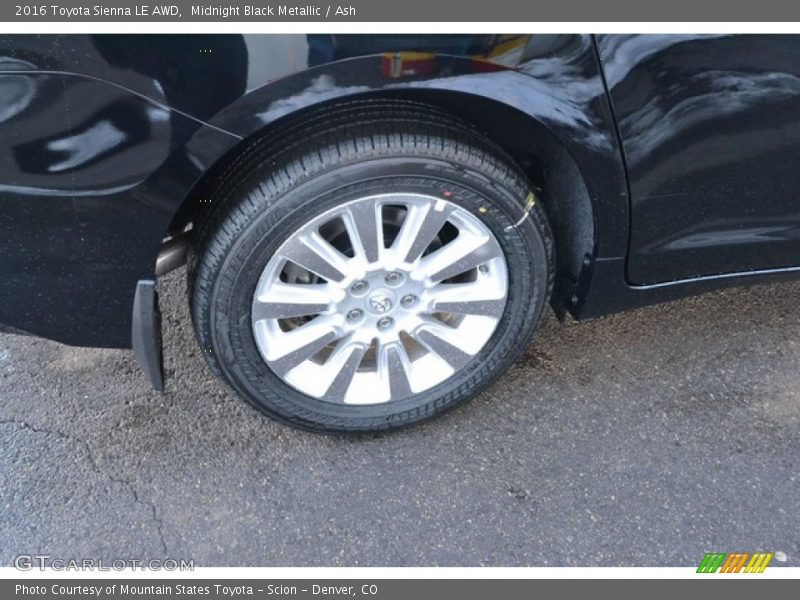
<box><xmin>597</xmin><ymin>34</ymin><xmax>800</xmax><ymax>285</ymax></box>
<box><xmin>0</xmin><ymin>34</ymin><xmax>798</xmax><ymax>350</ymax></box>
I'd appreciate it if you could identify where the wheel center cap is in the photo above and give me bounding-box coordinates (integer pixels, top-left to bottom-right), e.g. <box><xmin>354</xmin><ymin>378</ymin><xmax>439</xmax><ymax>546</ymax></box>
<box><xmin>367</xmin><ymin>290</ymin><xmax>395</xmax><ymax>314</ymax></box>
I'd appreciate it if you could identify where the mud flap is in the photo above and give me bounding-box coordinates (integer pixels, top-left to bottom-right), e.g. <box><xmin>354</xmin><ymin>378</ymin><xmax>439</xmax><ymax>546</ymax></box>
<box><xmin>131</xmin><ymin>280</ymin><xmax>164</xmax><ymax>391</ymax></box>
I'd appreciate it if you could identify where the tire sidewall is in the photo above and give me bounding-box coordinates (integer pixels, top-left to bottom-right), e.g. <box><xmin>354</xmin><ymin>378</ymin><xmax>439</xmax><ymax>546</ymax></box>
<box><xmin>204</xmin><ymin>156</ymin><xmax>550</xmax><ymax>432</ymax></box>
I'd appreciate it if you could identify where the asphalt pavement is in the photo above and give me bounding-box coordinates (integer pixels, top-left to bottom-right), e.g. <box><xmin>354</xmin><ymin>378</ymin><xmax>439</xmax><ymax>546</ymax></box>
<box><xmin>1</xmin><ymin>270</ymin><xmax>798</xmax><ymax>567</ymax></box>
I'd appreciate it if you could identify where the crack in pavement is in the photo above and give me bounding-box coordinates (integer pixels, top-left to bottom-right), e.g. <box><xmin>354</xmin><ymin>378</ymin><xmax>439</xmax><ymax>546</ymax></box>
<box><xmin>0</xmin><ymin>418</ymin><xmax>169</xmax><ymax>557</ymax></box>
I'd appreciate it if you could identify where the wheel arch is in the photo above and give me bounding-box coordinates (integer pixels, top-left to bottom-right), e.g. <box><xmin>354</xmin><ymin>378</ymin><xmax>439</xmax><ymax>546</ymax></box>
<box><xmin>168</xmin><ymin>88</ymin><xmax>598</xmax><ymax>317</ymax></box>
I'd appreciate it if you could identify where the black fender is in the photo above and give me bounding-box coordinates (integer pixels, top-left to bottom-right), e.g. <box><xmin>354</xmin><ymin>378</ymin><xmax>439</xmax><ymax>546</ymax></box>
<box><xmin>174</xmin><ymin>34</ymin><xmax>629</xmax><ymax>318</ymax></box>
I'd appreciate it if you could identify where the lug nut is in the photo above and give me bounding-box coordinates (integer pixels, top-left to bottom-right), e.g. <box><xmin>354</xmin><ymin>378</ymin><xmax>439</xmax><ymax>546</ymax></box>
<box><xmin>478</xmin><ymin>264</ymin><xmax>489</xmax><ymax>273</ymax></box>
<box><xmin>347</xmin><ymin>308</ymin><xmax>363</xmax><ymax>321</ymax></box>
<box><xmin>350</xmin><ymin>280</ymin><xmax>368</xmax><ymax>294</ymax></box>
<box><xmin>401</xmin><ymin>294</ymin><xmax>417</xmax><ymax>307</ymax></box>
<box><xmin>377</xmin><ymin>317</ymin><xmax>394</xmax><ymax>330</ymax></box>
<box><xmin>384</xmin><ymin>272</ymin><xmax>403</xmax><ymax>286</ymax></box>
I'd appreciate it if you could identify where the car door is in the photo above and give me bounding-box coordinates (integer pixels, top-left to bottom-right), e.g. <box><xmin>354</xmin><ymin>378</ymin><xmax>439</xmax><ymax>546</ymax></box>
<box><xmin>596</xmin><ymin>34</ymin><xmax>800</xmax><ymax>284</ymax></box>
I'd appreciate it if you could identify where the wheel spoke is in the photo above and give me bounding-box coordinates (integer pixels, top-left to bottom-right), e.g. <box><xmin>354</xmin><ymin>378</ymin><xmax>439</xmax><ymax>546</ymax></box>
<box><xmin>343</xmin><ymin>201</ymin><xmax>383</xmax><ymax>263</ymax></box>
<box><xmin>415</xmin><ymin>323</ymin><xmax>473</xmax><ymax>370</ymax></box>
<box><xmin>419</xmin><ymin>234</ymin><xmax>500</xmax><ymax>282</ymax></box>
<box><xmin>392</xmin><ymin>200</ymin><xmax>454</xmax><ymax>263</ymax></box>
<box><xmin>266</xmin><ymin>317</ymin><xmax>339</xmax><ymax>376</ymax></box>
<box><xmin>322</xmin><ymin>341</ymin><xmax>367</xmax><ymax>403</ymax></box>
<box><xmin>280</xmin><ymin>231</ymin><xmax>350</xmax><ymax>283</ymax></box>
<box><xmin>252</xmin><ymin>192</ymin><xmax>509</xmax><ymax>406</ymax></box>
<box><xmin>380</xmin><ymin>343</ymin><xmax>414</xmax><ymax>400</ymax></box>
<box><xmin>428</xmin><ymin>282</ymin><xmax>506</xmax><ymax>318</ymax></box>
<box><xmin>253</xmin><ymin>283</ymin><xmax>331</xmax><ymax>320</ymax></box>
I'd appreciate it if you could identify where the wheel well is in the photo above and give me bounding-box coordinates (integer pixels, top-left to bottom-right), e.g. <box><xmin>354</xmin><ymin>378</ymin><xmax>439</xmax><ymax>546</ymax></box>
<box><xmin>171</xmin><ymin>91</ymin><xmax>596</xmax><ymax>315</ymax></box>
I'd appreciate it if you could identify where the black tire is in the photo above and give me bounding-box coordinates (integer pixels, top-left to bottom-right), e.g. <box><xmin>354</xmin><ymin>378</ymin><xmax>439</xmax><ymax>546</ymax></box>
<box><xmin>190</xmin><ymin>99</ymin><xmax>554</xmax><ymax>433</ymax></box>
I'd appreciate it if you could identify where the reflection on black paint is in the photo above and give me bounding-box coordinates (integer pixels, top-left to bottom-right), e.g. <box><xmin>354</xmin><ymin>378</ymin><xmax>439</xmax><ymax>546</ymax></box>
<box><xmin>0</xmin><ymin>73</ymin><xmax>36</xmax><ymax>124</ymax></box>
<box><xmin>14</xmin><ymin>99</ymin><xmax>152</xmax><ymax>174</ymax></box>
<box><xmin>90</xmin><ymin>34</ymin><xmax>249</xmax><ymax>120</ymax></box>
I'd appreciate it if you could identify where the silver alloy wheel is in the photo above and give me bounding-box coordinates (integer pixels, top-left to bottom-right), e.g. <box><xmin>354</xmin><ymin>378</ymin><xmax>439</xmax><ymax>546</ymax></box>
<box><xmin>251</xmin><ymin>193</ymin><xmax>508</xmax><ymax>405</ymax></box>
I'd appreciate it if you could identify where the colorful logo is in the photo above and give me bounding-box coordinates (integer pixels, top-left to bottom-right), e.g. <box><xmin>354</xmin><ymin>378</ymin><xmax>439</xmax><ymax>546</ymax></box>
<box><xmin>697</xmin><ymin>552</ymin><xmax>773</xmax><ymax>573</ymax></box>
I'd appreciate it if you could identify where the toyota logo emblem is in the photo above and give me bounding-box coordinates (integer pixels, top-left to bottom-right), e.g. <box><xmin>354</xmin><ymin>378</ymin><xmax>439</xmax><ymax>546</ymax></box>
<box><xmin>369</xmin><ymin>294</ymin><xmax>393</xmax><ymax>313</ymax></box>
